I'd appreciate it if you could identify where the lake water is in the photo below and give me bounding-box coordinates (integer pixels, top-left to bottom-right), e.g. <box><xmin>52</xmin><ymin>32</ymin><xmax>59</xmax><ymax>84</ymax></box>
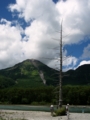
<box><xmin>0</xmin><ymin>105</ymin><xmax>90</xmax><ymax>113</ymax></box>
<box><xmin>69</xmin><ymin>106</ymin><xmax>90</xmax><ymax>113</ymax></box>
<box><xmin>0</xmin><ymin>105</ymin><xmax>50</xmax><ymax>112</ymax></box>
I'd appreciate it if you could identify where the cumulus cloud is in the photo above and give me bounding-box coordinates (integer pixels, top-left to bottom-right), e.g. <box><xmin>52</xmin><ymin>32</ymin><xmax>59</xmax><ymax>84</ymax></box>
<box><xmin>48</xmin><ymin>55</ymin><xmax>78</xmax><ymax>71</ymax></box>
<box><xmin>63</xmin><ymin>56</ymin><xmax>77</xmax><ymax>67</ymax></box>
<box><xmin>79</xmin><ymin>60</ymin><xmax>90</xmax><ymax>66</ymax></box>
<box><xmin>56</xmin><ymin>0</ymin><xmax>90</xmax><ymax>44</ymax></box>
<box><xmin>81</xmin><ymin>44</ymin><xmax>90</xmax><ymax>59</ymax></box>
<box><xmin>0</xmin><ymin>0</ymin><xmax>90</xmax><ymax>70</ymax></box>
<box><xmin>75</xmin><ymin>60</ymin><xmax>90</xmax><ymax>70</ymax></box>
<box><xmin>0</xmin><ymin>19</ymin><xmax>25</xmax><ymax>69</ymax></box>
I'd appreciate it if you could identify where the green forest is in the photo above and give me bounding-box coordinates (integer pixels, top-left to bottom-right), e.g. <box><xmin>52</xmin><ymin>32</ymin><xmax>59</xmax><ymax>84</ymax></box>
<box><xmin>0</xmin><ymin>85</ymin><xmax>90</xmax><ymax>105</ymax></box>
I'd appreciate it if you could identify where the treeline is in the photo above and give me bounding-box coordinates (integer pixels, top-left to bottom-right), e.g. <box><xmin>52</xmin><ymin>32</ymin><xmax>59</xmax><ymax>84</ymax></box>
<box><xmin>0</xmin><ymin>85</ymin><xmax>90</xmax><ymax>105</ymax></box>
<box><xmin>0</xmin><ymin>86</ymin><xmax>54</xmax><ymax>105</ymax></box>
<box><xmin>62</xmin><ymin>85</ymin><xmax>90</xmax><ymax>105</ymax></box>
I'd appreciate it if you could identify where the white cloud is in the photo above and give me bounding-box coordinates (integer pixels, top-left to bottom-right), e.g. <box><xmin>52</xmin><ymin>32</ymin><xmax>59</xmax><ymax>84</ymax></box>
<box><xmin>63</xmin><ymin>56</ymin><xmax>77</xmax><ymax>67</ymax></box>
<box><xmin>81</xmin><ymin>44</ymin><xmax>90</xmax><ymax>59</ymax></box>
<box><xmin>0</xmin><ymin>19</ymin><xmax>25</xmax><ymax>69</ymax></box>
<box><xmin>47</xmin><ymin>55</ymin><xmax>78</xmax><ymax>71</ymax></box>
<box><xmin>79</xmin><ymin>60</ymin><xmax>90</xmax><ymax>66</ymax></box>
<box><xmin>0</xmin><ymin>0</ymin><xmax>89</xmax><ymax>70</ymax></box>
<box><xmin>9</xmin><ymin>0</ymin><xmax>59</xmax><ymax>24</ymax></box>
<box><xmin>56</xmin><ymin>0</ymin><xmax>90</xmax><ymax>44</ymax></box>
<box><xmin>75</xmin><ymin>60</ymin><xmax>90</xmax><ymax>70</ymax></box>
<box><xmin>62</xmin><ymin>56</ymin><xmax>77</xmax><ymax>71</ymax></box>
<box><xmin>9</xmin><ymin>0</ymin><xmax>90</xmax><ymax>42</ymax></box>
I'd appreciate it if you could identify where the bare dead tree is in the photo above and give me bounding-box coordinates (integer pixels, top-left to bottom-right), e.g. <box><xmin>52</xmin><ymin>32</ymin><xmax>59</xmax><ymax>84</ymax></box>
<box><xmin>53</xmin><ymin>22</ymin><xmax>69</xmax><ymax>108</ymax></box>
<box><xmin>40</xmin><ymin>21</ymin><xmax>70</xmax><ymax>108</ymax></box>
<box><xmin>59</xmin><ymin>22</ymin><xmax>63</xmax><ymax>107</ymax></box>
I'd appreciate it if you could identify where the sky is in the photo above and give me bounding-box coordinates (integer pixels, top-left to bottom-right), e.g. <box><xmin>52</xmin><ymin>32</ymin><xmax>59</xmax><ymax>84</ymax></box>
<box><xmin>0</xmin><ymin>0</ymin><xmax>90</xmax><ymax>71</ymax></box>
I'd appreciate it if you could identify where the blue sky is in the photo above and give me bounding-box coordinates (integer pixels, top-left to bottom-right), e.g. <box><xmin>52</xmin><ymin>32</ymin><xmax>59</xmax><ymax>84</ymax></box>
<box><xmin>0</xmin><ymin>0</ymin><xmax>90</xmax><ymax>71</ymax></box>
<box><xmin>0</xmin><ymin>0</ymin><xmax>15</xmax><ymax>20</ymax></box>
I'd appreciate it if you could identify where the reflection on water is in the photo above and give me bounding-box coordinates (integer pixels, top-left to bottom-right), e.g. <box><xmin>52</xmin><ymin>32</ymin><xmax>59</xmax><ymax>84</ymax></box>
<box><xmin>0</xmin><ymin>105</ymin><xmax>90</xmax><ymax>113</ymax></box>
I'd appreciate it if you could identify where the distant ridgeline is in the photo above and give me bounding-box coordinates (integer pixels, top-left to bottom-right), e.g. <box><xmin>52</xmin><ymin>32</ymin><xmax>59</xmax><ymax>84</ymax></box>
<box><xmin>0</xmin><ymin>59</ymin><xmax>90</xmax><ymax>89</ymax></box>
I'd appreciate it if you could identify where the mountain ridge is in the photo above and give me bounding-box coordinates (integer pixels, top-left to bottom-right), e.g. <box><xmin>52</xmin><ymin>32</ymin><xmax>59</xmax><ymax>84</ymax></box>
<box><xmin>0</xmin><ymin>59</ymin><xmax>90</xmax><ymax>89</ymax></box>
<box><xmin>0</xmin><ymin>59</ymin><xmax>58</xmax><ymax>88</ymax></box>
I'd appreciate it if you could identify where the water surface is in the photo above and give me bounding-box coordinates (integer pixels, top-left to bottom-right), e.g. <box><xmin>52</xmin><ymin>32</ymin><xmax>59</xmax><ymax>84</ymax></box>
<box><xmin>0</xmin><ymin>105</ymin><xmax>90</xmax><ymax>113</ymax></box>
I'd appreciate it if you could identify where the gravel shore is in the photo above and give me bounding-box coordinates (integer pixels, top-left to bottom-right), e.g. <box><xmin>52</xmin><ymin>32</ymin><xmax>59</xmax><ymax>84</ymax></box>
<box><xmin>0</xmin><ymin>110</ymin><xmax>90</xmax><ymax>120</ymax></box>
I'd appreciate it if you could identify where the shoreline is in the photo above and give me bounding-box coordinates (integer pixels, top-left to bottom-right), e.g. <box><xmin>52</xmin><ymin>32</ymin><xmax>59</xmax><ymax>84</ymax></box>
<box><xmin>0</xmin><ymin>110</ymin><xmax>90</xmax><ymax>120</ymax></box>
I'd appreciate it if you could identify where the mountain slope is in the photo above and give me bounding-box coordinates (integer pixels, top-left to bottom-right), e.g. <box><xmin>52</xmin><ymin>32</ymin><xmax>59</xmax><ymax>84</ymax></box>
<box><xmin>63</xmin><ymin>64</ymin><xmax>90</xmax><ymax>85</ymax></box>
<box><xmin>0</xmin><ymin>60</ymin><xmax>90</xmax><ymax>89</ymax></box>
<box><xmin>0</xmin><ymin>59</ymin><xmax>58</xmax><ymax>88</ymax></box>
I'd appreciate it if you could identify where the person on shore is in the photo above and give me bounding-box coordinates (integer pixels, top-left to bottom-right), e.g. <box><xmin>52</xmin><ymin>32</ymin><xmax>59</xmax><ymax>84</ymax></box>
<box><xmin>50</xmin><ymin>104</ymin><xmax>54</xmax><ymax>116</ymax></box>
<box><xmin>66</xmin><ymin>104</ymin><xmax>69</xmax><ymax>114</ymax></box>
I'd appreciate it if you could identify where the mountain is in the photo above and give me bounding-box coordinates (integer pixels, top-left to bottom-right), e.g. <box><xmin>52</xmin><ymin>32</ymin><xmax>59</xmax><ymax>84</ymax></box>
<box><xmin>0</xmin><ymin>59</ymin><xmax>90</xmax><ymax>89</ymax></box>
<box><xmin>0</xmin><ymin>59</ymin><xmax>58</xmax><ymax>88</ymax></box>
<box><xmin>63</xmin><ymin>64</ymin><xmax>90</xmax><ymax>85</ymax></box>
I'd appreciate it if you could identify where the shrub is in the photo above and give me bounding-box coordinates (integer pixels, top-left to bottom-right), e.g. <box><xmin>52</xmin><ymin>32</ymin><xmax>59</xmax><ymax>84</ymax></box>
<box><xmin>31</xmin><ymin>101</ymin><xmax>39</xmax><ymax>105</ymax></box>
<box><xmin>55</xmin><ymin>107</ymin><xmax>66</xmax><ymax>116</ymax></box>
<box><xmin>21</xmin><ymin>98</ymin><xmax>28</xmax><ymax>104</ymax></box>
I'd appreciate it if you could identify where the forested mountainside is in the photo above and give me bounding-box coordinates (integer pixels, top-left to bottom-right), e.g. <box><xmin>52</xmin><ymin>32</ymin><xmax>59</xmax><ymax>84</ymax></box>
<box><xmin>0</xmin><ymin>59</ymin><xmax>58</xmax><ymax>88</ymax></box>
<box><xmin>0</xmin><ymin>59</ymin><xmax>90</xmax><ymax>89</ymax></box>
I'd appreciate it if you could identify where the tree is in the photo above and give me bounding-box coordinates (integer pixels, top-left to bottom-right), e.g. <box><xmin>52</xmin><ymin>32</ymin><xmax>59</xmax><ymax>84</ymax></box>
<box><xmin>41</xmin><ymin>21</ymin><xmax>69</xmax><ymax>107</ymax></box>
<box><xmin>59</xmin><ymin>22</ymin><xmax>63</xmax><ymax>107</ymax></box>
<box><xmin>51</xmin><ymin>22</ymin><xmax>69</xmax><ymax>107</ymax></box>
